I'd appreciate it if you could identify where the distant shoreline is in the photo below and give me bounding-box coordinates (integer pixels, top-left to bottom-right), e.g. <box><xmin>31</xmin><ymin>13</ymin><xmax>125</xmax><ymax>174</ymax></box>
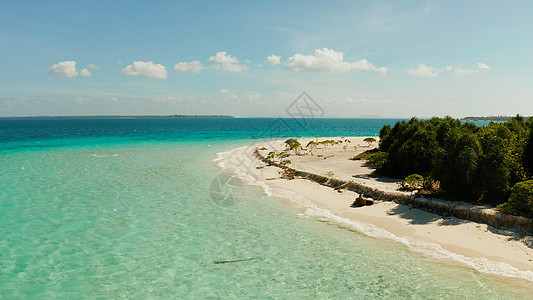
<box><xmin>0</xmin><ymin>115</ymin><xmax>235</xmax><ymax>120</ymax></box>
<box><xmin>462</xmin><ymin>115</ymin><xmax>531</xmax><ymax>122</ymax></box>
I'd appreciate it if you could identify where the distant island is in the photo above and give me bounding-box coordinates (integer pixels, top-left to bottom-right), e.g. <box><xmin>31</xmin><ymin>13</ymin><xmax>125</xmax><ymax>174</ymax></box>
<box><xmin>0</xmin><ymin>115</ymin><xmax>235</xmax><ymax>120</ymax></box>
<box><xmin>462</xmin><ymin>115</ymin><xmax>531</xmax><ymax>122</ymax></box>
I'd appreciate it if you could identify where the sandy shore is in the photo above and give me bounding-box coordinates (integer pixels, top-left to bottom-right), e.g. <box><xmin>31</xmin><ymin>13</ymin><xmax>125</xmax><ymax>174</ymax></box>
<box><xmin>217</xmin><ymin>136</ymin><xmax>533</xmax><ymax>282</ymax></box>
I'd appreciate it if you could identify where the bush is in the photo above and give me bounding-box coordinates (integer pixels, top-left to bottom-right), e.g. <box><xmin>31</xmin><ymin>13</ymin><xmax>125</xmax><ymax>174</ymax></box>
<box><xmin>367</xmin><ymin>151</ymin><xmax>388</xmax><ymax>168</ymax></box>
<box><xmin>499</xmin><ymin>180</ymin><xmax>533</xmax><ymax>218</ymax></box>
<box><xmin>422</xmin><ymin>175</ymin><xmax>437</xmax><ymax>191</ymax></box>
<box><xmin>400</xmin><ymin>174</ymin><xmax>424</xmax><ymax>191</ymax></box>
<box><xmin>280</xmin><ymin>160</ymin><xmax>291</xmax><ymax>166</ymax></box>
<box><xmin>285</xmin><ymin>139</ymin><xmax>302</xmax><ymax>155</ymax></box>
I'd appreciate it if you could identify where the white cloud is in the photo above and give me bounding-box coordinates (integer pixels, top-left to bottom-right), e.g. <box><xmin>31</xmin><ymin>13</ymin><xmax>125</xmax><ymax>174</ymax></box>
<box><xmin>266</xmin><ymin>54</ymin><xmax>281</xmax><ymax>65</ymax></box>
<box><xmin>445</xmin><ymin>66</ymin><xmax>453</xmax><ymax>71</ymax></box>
<box><xmin>174</xmin><ymin>61</ymin><xmax>204</xmax><ymax>74</ymax></box>
<box><xmin>453</xmin><ymin>67</ymin><xmax>477</xmax><ymax>75</ymax></box>
<box><xmin>80</xmin><ymin>68</ymin><xmax>92</xmax><ymax>77</ymax></box>
<box><xmin>219</xmin><ymin>89</ymin><xmax>230</xmax><ymax>94</ymax></box>
<box><xmin>121</xmin><ymin>61</ymin><xmax>168</xmax><ymax>79</ymax></box>
<box><xmin>208</xmin><ymin>51</ymin><xmax>248</xmax><ymax>72</ymax></box>
<box><xmin>407</xmin><ymin>63</ymin><xmax>442</xmax><ymax>77</ymax></box>
<box><xmin>284</xmin><ymin>48</ymin><xmax>387</xmax><ymax>74</ymax></box>
<box><xmin>477</xmin><ymin>63</ymin><xmax>491</xmax><ymax>70</ymax></box>
<box><xmin>87</xmin><ymin>63</ymin><xmax>100</xmax><ymax>70</ymax></box>
<box><xmin>48</xmin><ymin>61</ymin><xmax>79</xmax><ymax>78</ymax></box>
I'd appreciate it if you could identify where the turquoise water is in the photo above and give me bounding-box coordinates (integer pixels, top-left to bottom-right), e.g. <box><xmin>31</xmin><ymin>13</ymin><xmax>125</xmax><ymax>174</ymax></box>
<box><xmin>0</xmin><ymin>118</ymin><xmax>529</xmax><ymax>298</ymax></box>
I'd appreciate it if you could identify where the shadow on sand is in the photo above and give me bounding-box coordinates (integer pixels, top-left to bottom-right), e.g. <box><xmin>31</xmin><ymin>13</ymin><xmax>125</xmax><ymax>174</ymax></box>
<box><xmin>387</xmin><ymin>203</ymin><xmax>469</xmax><ymax>226</ymax></box>
<box><xmin>387</xmin><ymin>202</ymin><xmax>533</xmax><ymax>250</ymax></box>
<box><xmin>352</xmin><ymin>173</ymin><xmax>400</xmax><ymax>184</ymax></box>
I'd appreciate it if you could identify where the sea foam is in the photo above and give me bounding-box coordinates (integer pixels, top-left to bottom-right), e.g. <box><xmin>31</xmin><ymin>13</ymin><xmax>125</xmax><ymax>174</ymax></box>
<box><xmin>216</xmin><ymin>146</ymin><xmax>533</xmax><ymax>282</ymax></box>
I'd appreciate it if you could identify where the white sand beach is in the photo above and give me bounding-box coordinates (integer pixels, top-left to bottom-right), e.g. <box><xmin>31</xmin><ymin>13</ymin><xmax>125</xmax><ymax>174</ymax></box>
<box><xmin>217</xmin><ymin>137</ymin><xmax>533</xmax><ymax>282</ymax></box>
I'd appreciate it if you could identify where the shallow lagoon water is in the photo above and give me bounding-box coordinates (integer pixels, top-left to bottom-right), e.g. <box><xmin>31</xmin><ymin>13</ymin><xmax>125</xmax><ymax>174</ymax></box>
<box><xmin>0</xmin><ymin>118</ymin><xmax>529</xmax><ymax>298</ymax></box>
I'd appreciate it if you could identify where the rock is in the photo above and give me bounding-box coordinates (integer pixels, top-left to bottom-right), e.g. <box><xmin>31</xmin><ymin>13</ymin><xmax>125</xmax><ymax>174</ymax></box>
<box><xmin>352</xmin><ymin>196</ymin><xmax>366</xmax><ymax>207</ymax></box>
<box><xmin>365</xmin><ymin>199</ymin><xmax>374</xmax><ymax>206</ymax></box>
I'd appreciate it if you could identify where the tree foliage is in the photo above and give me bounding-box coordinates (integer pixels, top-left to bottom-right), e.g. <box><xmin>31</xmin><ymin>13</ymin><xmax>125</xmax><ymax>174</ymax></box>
<box><xmin>375</xmin><ymin>115</ymin><xmax>533</xmax><ymax>214</ymax></box>
<box><xmin>499</xmin><ymin>180</ymin><xmax>533</xmax><ymax>218</ymax></box>
<box><xmin>363</xmin><ymin>137</ymin><xmax>377</xmax><ymax>146</ymax></box>
<box><xmin>284</xmin><ymin>139</ymin><xmax>302</xmax><ymax>155</ymax></box>
<box><xmin>367</xmin><ymin>151</ymin><xmax>388</xmax><ymax>168</ymax></box>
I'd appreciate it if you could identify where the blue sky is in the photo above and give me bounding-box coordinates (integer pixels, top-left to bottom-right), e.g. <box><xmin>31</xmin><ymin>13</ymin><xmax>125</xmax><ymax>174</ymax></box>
<box><xmin>1</xmin><ymin>0</ymin><xmax>532</xmax><ymax>117</ymax></box>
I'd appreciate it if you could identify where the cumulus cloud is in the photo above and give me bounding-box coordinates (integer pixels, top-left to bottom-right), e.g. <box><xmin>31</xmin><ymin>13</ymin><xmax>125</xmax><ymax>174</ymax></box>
<box><xmin>411</xmin><ymin>62</ymin><xmax>491</xmax><ymax>77</ymax></box>
<box><xmin>219</xmin><ymin>89</ymin><xmax>230</xmax><ymax>94</ymax></box>
<box><xmin>174</xmin><ymin>61</ymin><xmax>204</xmax><ymax>74</ymax></box>
<box><xmin>80</xmin><ymin>68</ymin><xmax>92</xmax><ymax>77</ymax></box>
<box><xmin>407</xmin><ymin>63</ymin><xmax>442</xmax><ymax>77</ymax></box>
<box><xmin>208</xmin><ymin>51</ymin><xmax>248</xmax><ymax>72</ymax></box>
<box><xmin>48</xmin><ymin>61</ymin><xmax>79</xmax><ymax>78</ymax></box>
<box><xmin>121</xmin><ymin>61</ymin><xmax>168</xmax><ymax>79</ymax></box>
<box><xmin>266</xmin><ymin>54</ymin><xmax>281</xmax><ymax>65</ymax></box>
<box><xmin>477</xmin><ymin>63</ymin><xmax>491</xmax><ymax>70</ymax></box>
<box><xmin>87</xmin><ymin>63</ymin><xmax>100</xmax><ymax>70</ymax></box>
<box><xmin>284</xmin><ymin>48</ymin><xmax>387</xmax><ymax>74</ymax></box>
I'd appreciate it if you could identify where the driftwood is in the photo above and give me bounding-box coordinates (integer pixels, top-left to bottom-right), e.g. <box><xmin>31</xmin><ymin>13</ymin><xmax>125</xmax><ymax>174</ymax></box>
<box><xmin>213</xmin><ymin>257</ymin><xmax>259</xmax><ymax>264</ymax></box>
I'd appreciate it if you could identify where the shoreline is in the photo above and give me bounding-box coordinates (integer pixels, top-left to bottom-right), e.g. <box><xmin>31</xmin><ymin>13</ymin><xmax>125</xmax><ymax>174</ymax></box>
<box><xmin>216</xmin><ymin>137</ymin><xmax>533</xmax><ymax>283</ymax></box>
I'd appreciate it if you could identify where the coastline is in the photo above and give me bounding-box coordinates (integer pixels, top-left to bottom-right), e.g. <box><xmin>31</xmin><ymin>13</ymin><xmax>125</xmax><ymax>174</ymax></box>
<box><xmin>216</xmin><ymin>137</ymin><xmax>533</xmax><ymax>283</ymax></box>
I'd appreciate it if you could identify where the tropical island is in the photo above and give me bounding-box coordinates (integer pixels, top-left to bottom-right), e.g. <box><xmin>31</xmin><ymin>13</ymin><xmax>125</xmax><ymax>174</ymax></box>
<box><xmin>218</xmin><ymin>115</ymin><xmax>533</xmax><ymax>278</ymax></box>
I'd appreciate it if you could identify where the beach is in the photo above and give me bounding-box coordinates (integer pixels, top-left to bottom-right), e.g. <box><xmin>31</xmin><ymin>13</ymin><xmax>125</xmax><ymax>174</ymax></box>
<box><xmin>218</xmin><ymin>136</ymin><xmax>533</xmax><ymax>282</ymax></box>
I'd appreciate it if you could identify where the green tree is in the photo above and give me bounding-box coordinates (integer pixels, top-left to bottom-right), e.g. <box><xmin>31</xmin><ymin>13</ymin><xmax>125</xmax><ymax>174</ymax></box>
<box><xmin>367</xmin><ymin>151</ymin><xmax>388</xmax><ymax>169</ymax></box>
<box><xmin>499</xmin><ymin>180</ymin><xmax>533</xmax><ymax>218</ymax></box>
<box><xmin>363</xmin><ymin>137</ymin><xmax>377</xmax><ymax>147</ymax></box>
<box><xmin>285</xmin><ymin>139</ymin><xmax>302</xmax><ymax>155</ymax></box>
<box><xmin>433</xmin><ymin>127</ymin><xmax>481</xmax><ymax>200</ymax></box>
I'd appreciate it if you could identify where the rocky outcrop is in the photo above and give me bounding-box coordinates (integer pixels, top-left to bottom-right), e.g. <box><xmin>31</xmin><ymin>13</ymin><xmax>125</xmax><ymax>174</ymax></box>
<box><xmin>352</xmin><ymin>195</ymin><xmax>367</xmax><ymax>207</ymax></box>
<box><xmin>254</xmin><ymin>149</ymin><xmax>533</xmax><ymax>234</ymax></box>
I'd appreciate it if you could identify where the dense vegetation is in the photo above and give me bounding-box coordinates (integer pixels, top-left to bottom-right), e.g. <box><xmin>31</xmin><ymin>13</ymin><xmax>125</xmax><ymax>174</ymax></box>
<box><xmin>372</xmin><ymin>116</ymin><xmax>533</xmax><ymax>217</ymax></box>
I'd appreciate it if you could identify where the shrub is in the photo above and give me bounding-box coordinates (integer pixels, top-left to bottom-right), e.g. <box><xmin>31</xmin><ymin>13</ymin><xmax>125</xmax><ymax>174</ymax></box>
<box><xmin>367</xmin><ymin>151</ymin><xmax>388</xmax><ymax>168</ymax></box>
<box><xmin>400</xmin><ymin>174</ymin><xmax>424</xmax><ymax>191</ymax></box>
<box><xmin>422</xmin><ymin>175</ymin><xmax>437</xmax><ymax>191</ymax></box>
<box><xmin>498</xmin><ymin>180</ymin><xmax>533</xmax><ymax>218</ymax></box>
<box><xmin>280</xmin><ymin>160</ymin><xmax>291</xmax><ymax>166</ymax></box>
<box><xmin>267</xmin><ymin>151</ymin><xmax>276</xmax><ymax>160</ymax></box>
<box><xmin>281</xmin><ymin>169</ymin><xmax>296</xmax><ymax>180</ymax></box>
<box><xmin>284</xmin><ymin>139</ymin><xmax>302</xmax><ymax>155</ymax></box>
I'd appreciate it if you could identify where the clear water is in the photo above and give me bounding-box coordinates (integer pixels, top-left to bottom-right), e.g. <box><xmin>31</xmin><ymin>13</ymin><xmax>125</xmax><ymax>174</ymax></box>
<box><xmin>0</xmin><ymin>118</ymin><xmax>529</xmax><ymax>298</ymax></box>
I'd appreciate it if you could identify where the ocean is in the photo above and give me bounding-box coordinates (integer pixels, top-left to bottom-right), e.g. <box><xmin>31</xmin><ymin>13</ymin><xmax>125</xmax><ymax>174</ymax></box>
<box><xmin>0</xmin><ymin>118</ymin><xmax>529</xmax><ymax>298</ymax></box>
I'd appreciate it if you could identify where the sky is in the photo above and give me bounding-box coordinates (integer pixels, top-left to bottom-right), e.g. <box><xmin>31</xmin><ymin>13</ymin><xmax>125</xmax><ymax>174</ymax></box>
<box><xmin>1</xmin><ymin>0</ymin><xmax>533</xmax><ymax>118</ymax></box>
